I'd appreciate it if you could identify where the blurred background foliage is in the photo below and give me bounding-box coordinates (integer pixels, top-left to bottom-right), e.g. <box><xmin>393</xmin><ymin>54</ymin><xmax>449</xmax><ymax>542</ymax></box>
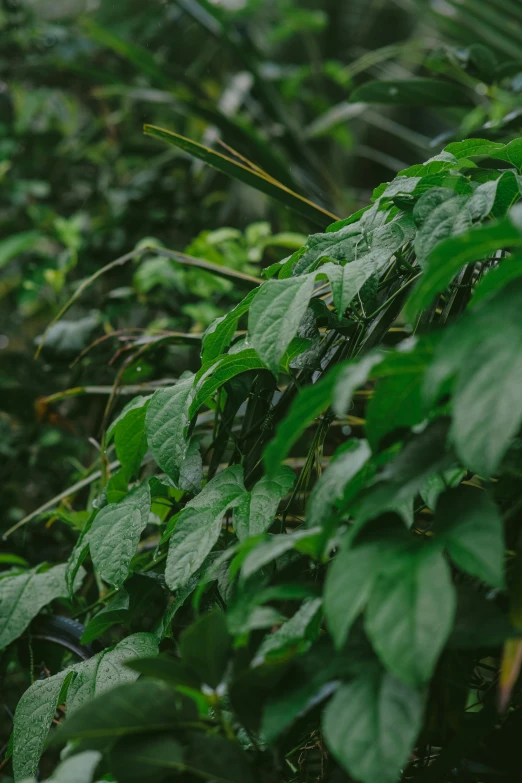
<box><xmin>1</xmin><ymin>0</ymin><xmax>522</xmax><ymax>554</ymax></box>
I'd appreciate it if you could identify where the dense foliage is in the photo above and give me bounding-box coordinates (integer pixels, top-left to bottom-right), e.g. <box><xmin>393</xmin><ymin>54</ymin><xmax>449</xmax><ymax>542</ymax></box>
<box><xmin>3</xmin><ymin>2</ymin><xmax>522</xmax><ymax>783</ymax></box>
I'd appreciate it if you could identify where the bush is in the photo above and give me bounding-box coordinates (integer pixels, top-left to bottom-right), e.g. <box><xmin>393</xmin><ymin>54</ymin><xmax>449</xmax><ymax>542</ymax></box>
<box><xmin>3</xmin><ymin>134</ymin><xmax>522</xmax><ymax>783</ymax></box>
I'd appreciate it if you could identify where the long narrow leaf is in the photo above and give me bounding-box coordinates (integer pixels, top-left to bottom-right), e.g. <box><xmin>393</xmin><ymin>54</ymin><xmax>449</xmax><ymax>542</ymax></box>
<box><xmin>144</xmin><ymin>125</ymin><xmax>339</xmax><ymax>227</ymax></box>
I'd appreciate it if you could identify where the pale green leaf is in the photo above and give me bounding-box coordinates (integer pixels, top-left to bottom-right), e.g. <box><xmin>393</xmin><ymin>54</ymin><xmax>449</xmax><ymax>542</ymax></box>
<box><xmin>67</xmin><ymin>632</ymin><xmax>159</xmax><ymax>715</ymax></box>
<box><xmin>52</xmin><ymin>679</ymin><xmax>197</xmax><ymax>745</ymax></box>
<box><xmin>491</xmin><ymin>138</ymin><xmax>522</xmax><ymax>171</ymax></box>
<box><xmin>189</xmin><ymin>349</ymin><xmax>266</xmax><ymax>416</ymax></box>
<box><xmin>88</xmin><ymin>481</ymin><xmax>151</xmax><ymax>588</ymax></box>
<box><xmin>444</xmin><ymin>138</ymin><xmax>505</xmax><ymax>159</ymax></box>
<box><xmin>145</xmin><ymin>375</ymin><xmax>195</xmax><ymax>482</ymax></box>
<box><xmin>47</xmin><ymin>751</ymin><xmax>102</xmax><ymax>783</ymax></box>
<box><xmin>248</xmin><ymin>275</ymin><xmax>316</xmax><ymax>374</ymax></box>
<box><xmin>333</xmin><ymin>352</ymin><xmax>383</xmax><ymax>417</ymax></box>
<box><xmin>165</xmin><ymin>465</ymin><xmax>246</xmax><ymax>590</ymax></box>
<box><xmin>234</xmin><ymin>465</ymin><xmax>295</xmax><ymax>541</ymax></box>
<box><xmin>307</xmin><ymin>439</ymin><xmax>371</xmax><ymax>528</ymax></box>
<box><xmin>406</xmin><ymin>209</ymin><xmax>522</xmax><ymax>319</ymax></box>
<box><xmin>80</xmin><ymin>589</ymin><xmax>130</xmax><ymax>644</ymax></box>
<box><xmin>0</xmin><ymin>564</ymin><xmax>85</xmax><ymax>651</ymax></box>
<box><xmin>263</xmin><ymin>368</ymin><xmax>340</xmax><ymax>474</ymax></box>
<box><xmin>106</xmin><ymin>396</ymin><xmax>150</xmax><ymax>479</ymax></box>
<box><xmin>13</xmin><ymin>669</ymin><xmax>74</xmax><ymax>781</ymax></box>
<box><xmin>201</xmin><ymin>287</ymin><xmax>257</xmax><ymax>364</ymax></box>
<box><xmin>255</xmin><ymin>597</ymin><xmax>322</xmax><ymax>664</ymax></box>
<box><xmin>0</xmin><ymin>231</ymin><xmax>43</xmax><ymax>269</ymax></box>
<box><xmin>12</xmin><ymin>633</ymin><xmax>158</xmax><ymax>780</ymax></box>
<box><xmin>240</xmin><ymin>528</ymin><xmax>322</xmax><ymax>581</ymax></box>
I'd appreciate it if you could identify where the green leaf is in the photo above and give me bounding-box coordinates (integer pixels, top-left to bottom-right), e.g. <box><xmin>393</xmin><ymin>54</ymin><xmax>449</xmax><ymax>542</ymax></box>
<box><xmin>351</xmin><ymin>77</ymin><xmax>473</xmax><ymax>106</ymax></box>
<box><xmin>165</xmin><ymin>465</ymin><xmax>246</xmax><ymax>590</ymax></box>
<box><xmin>435</xmin><ymin>487</ymin><xmax>505</xmax><ymax>589</ymax></box>
<box><xmin>263</xmin><ymin>369</ymin><xmax>340</xmax><ymax>474</ymax></box>
<box><xmin>427</xmin><ymin>278</ymin><xmax>522</xmax><ymax>476</ymax></box>
<box><xmin>0</xmin><ymin>231</ymin><xmax>43</xmax><ymax>269</ymax></box>
<box><xmin>320</xmin><ymin>216</ymin><xmax>415</xmax><ymax>311</ymax></box>
<box><xmin>444</xmin><ymin>138</ymin><xmax>505</xmax><ymax>159</ymax></box>
<box><xmin>365</xmin><ymin>338</ymin><xmax>436</xmax><ymax>449</ymax></box>
<box><xmin>323</xmin><ymin>663</ymin><xmax>425</xmax><ymax>783</ymax></box>
<box><xmin>13</xmin><ymin>669</ymin><xmax>74</xmax><ymax>781</ymax></box>
<box><xmin>88</xmin><ymin>481</ymin><xmax>151</xmax><ymax>588</ymax></box>
<box><xmin>490</xmin><ymin>170</ymin><xmax>522</xmax><ymax>219</ymax></box>
<box><xmin>261</xmin><ymin>637</ymin><xmax>347</xmax><ymax>743</ymax></box>
<box><xmin>126</xmin><ymin>655</ymin><xmax>200</xmax><ymax>690</ymax></box>
<box><xmin>365</xmin><ymin>545</ymin><xmax>456</xmax><ymax>686</ymax></box>
<box><xmin>145</xmin><ymin>375</ymin><xmax>195</xmax><ymax>483</ymax></box>
<box><xmin>470</xmin><ymin>255</ymin><xmax>522</xmax><ymax>308</ymax></box>
<box><xmin>333</xmin><ymin>352</ymin><xmax>383</xmax><ymax>417</ymax></box>
<box><xmin>406</xmin><ymin>208</ymin><xmax>522</xmax><ymax>319</ymax></box>
<box><xmin>189</xmin><ymin>349</ymin><xmax>266</xmax><ymax>416</ymax></box>
<box><xmin>307</xmin><ymin>439</ymin><xmax>371</xmax><ymax>528</ymax></box>
<box><xmin>248</xmin><ymin>275</ymin><xmax>316</xmax><ymax>374</ymax></box>
<box><xmin>234</xmin><ymin>465</ymin><xmax>295</xmax><ymax>540</ymax></box>
<box><xmin>353</xmin><ymin>420</ymin><xmax>453</xmax><ymax>528</ymax></box>
<box><xmin>182</xmin><ymin>733</ymin><xmax>255</xmax><ymax>783</ymax></box>
<box><xmin>107</xmin><ymin>396</ymin><xmax>150</xmax><ymax>479</ymax></box>
<box><xmin>13</xmin><ymin>633</ymin><xmax>160</xmax><ymax>779</ymax></box>
<box><xmin>491</xmin><ymin>138</ymin><xmax>522</xmax><ymax>171</ymax></box>
<box><xmin>47</xmin><ymin>751</ymin><xmax>102</xmax><ymax>783</ymax></box>
<box><xmin>109</xmin><ymin>735</ymin><xmax>184</xmax><ymax>783</ymax></box>
<box><xmin>0</xmin><ymin>563</ymin><xmax>85</xmax><ymax>651</ymax></box>
<box><xmin>419</xmin><ymin>467</ymin><xmax>465</xmax><ymax>511</ymax></box>
<box><xmin>179</xmin><ymin>609</ymin><xmax>230</xmax><ymax>688</ymax></box>
<box><xmin>66</xmin><ymin>633</ymin><xmax>160</xmax><ymax>715</ymax></box>
<box><xmin>178</xmin><ymin>438</ymin><xmax>203</xmax><ymax>494</ymax></box>
<box><xmin>201</xmin><ymin>288</ymin><xmax>258</xmax><ymax>364</ymax></box>
<box><xmin>295</xmin><ymin>212</ymin><xmax>414</xmax><ymax>277</ymax></box>
<box><xmin>52</xmin><ymin>680</ymin><xmax>197</xmax><ymax>745</ymax></box>
<box><xmin>144</xmin><ymin>125</ymin><xmax>338</xmax><ymax>227</ymax></box>
<box><xmin>325</xmin><ymin>539</ymin><xmax>385</xmax><ymax>649</ymax></box>
<box><xmin>240</xmin><ymin>528</ymin><xmax>321</xmax><ymax>581</ymax></box>
<box><xmin>254</xmin><ymin>597</ymin><xmax>322</xmax><ymax>664</ymax></box>
<box><xmin>413</xmin><ymin>190</ymin><xmax>471</xmax><ymax>268</ymax></box>
<box><xmin>80</xmin><ymin>589</ymin><xmax>130</xmax><ymax>644</ymax></box>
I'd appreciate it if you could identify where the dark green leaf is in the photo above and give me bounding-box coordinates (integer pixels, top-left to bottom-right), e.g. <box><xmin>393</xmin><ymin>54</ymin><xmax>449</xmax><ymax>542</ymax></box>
<box><xmin>435</xmin><ymin>487</ymin><xmax>505</xmax><ymax>588</ymax></box>
<box><xmin>365</xmin><ymin>545</ymin><xmax>456</xmax><ymax>686</ymax></box>
<box><xmin>323</xmin><ymin>663</ymin><xmax>425</xmax><ymax>783</ymax></box>
<box><xmin>179</xmin><ymin>610</ymin><xmax>230</xmax><ymax>688</ymax></box>
<box><xmin>351</xmin><ymin>78</ymin><xmax>473</xmax><ymax>106</ymax></box>
<box><xmin>80</xmin><ymin>589</ymin><xmax>130</xmax><ymax>644</ymax></box>
<box><xmin>110</xmin><ymin>735</ymin><xmax>183</xmax><ymax>783</ymax></box>
<box><xmin>426</xmin><ymin>278</ymin><xmax>522</xmax><ymax>475</ymax></box>
<box><xmin>52</xmin><ymin>680</ymin><xmax>198</xmax><ymax>745</ymax></box>
<box><xmin>307</xmin><ymin>439</ymin><xmax>371</xmax><ymax>528</ymax></box>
